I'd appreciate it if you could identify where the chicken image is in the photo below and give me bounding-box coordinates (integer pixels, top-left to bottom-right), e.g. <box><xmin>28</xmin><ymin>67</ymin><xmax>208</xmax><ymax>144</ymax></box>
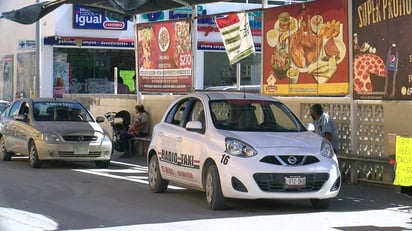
<box><xmin>289</xmin><ymin>23</ymin><xmax>323</xmax><ymax>68</ymax></box>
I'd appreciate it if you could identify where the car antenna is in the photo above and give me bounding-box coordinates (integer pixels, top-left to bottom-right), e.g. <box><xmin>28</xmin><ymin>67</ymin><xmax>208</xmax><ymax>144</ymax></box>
<box><xmin>243</xmin><ymin>86</ymin><xmax>246</xmax><ymax>99</ymax></box>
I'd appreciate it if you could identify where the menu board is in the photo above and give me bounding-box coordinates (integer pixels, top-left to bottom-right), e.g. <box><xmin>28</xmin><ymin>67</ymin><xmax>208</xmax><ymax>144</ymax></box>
<box><xmin>353</xmin><ymin>0</ymin><xmax>412</xmax><ymax>100</ymax></box>
<box><xmin>136</xmin><ymin>20</ymin><xmax>192</xmax><ymax>93</ymax></box>
<box><xmin>262</xmin><ymin>0</ymin><xmax>349</xmax><ymax>96</ymax></box>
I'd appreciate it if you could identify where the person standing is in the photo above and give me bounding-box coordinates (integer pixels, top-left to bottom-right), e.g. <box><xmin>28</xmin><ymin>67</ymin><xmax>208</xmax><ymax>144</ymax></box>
<box><xmin>310</xmin><ymin>104</ymin><xmax>339</xmax><ymax>154</ymax></box>
<box><xmin>117</xmin><ymin>77</ymin><xmax>130</xmax><ymax>94</ymax></box>
<box><xmin>119</xmin><ymin>105</ymin><xmax>150</xmax><ymax>158</ymax></box>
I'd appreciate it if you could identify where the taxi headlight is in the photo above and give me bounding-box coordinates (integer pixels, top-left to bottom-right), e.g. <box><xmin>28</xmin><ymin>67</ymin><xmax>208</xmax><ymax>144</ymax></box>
<box><xmin>320</xmin><ymin>139</ymin><xmax>334</xmax><ymax>158</ymax></box>
<box><xmin>38</xmin><ymin>133</ymin><xmax>61</xmax><ymax>142</ymax></box>
<box><xmin>225</xmin><ymin>138</ymin><xmax>257</xmax><ymax>157</ymax></box>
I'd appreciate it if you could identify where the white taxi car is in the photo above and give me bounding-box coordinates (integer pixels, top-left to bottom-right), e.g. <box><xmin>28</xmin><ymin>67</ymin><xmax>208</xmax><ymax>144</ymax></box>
<box><xmin>147</xmin><ymin>92</ymin><xmax>341</xmax><ymax>210</ymax></box>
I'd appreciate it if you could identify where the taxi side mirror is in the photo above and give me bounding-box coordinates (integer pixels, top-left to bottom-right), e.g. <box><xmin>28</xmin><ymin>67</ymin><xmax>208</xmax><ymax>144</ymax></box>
<box><xmin>186</xmin><ymin>121</ymin><xmax>204</xmax><ymax>134</ymax></box>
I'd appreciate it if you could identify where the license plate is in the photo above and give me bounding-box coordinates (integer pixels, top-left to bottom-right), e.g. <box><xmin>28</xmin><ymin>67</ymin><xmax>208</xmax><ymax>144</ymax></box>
<box><xmin>285</xmin><ymin>176</ymin><xmax>306</xmax><ymax>187</ymax></box>
<box><xmin>74</xmin><ymin>145</ymin><xmax>89</xmax><ymax>154</ymax></box>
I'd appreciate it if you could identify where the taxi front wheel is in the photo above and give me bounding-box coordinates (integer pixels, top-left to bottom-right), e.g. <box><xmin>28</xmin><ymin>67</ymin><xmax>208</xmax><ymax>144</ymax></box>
<box><xmin>205</xmin><ymin>164</ymin><xmax>226</xmax><ymax>210</ymax></box>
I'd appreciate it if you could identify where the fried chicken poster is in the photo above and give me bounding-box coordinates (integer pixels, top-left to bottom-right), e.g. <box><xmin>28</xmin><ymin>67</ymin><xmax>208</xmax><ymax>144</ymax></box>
<box><xmin>262</xmin><ymin>0</ymin><xmax>349</xmax><ymax>96</ymax></box>
<box><xmin>136</xmin><ymin>20</ymin><xmax>192</xmax><ymax>93</ymax></box>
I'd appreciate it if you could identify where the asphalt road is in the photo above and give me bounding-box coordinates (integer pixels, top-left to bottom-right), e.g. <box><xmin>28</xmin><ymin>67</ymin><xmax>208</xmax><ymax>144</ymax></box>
<box><xmin>0</xmin><ymin>154</ymin><xmax>411</xmax><ymax>231</ymax></box>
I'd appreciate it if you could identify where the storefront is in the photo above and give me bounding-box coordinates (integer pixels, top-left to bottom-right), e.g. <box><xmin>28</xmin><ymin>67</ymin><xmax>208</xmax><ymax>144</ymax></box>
<box><xmin>0</xmin><ymin>2</ymin><xmax>265</xmax><ymax>99</ymax></box>
<box><xmin>38</xmin><ymin>5</ymin><xmax>137</xmax><ymax>98</ymax></box>
<box><xmin>0</xmin><ymin>3</ymin><xmax>138</xmax><ymax>99</ymax></box>
<box><xmin>45</xmin><ymin>38</ymin><xmax>136</xmax><ymax>95</ymax></box>
<box><xmin>40</xmin><ymin>3</ymin><xmax>263</xmax><ymax>98</ymax></box>
<box><xmin>135</xmin><ymin>2</ymin><xmax>263</xmax><ymax>91</ymax></box>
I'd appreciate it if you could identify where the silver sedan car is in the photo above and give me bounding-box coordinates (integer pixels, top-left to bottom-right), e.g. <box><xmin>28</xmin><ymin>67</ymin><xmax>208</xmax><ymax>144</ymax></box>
<box><xmin>0</xmin><ymin>98</ymin><xmax>112</xmax><ymax>168</ymax></box>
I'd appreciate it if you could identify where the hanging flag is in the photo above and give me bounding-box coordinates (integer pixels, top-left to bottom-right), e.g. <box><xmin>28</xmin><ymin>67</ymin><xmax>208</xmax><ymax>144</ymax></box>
<box><xmin>215</xmin><ymin>12</ymin><xmax>255</xmax><ymax>65</ymax></box>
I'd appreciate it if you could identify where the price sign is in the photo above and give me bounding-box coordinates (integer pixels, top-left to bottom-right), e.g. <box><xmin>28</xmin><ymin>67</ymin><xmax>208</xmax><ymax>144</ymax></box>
<box><xmin>393</xmin><ymin>136</ymin><xmax>412</xmax><ymax>186</ymax></box>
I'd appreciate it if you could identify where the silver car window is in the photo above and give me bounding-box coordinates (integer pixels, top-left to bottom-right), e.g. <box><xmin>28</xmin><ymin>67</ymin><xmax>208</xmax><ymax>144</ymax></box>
<box><xmin>33</xmin><ymin>102</ymin><xmax>91</xmax><ymax>122</ymax></box>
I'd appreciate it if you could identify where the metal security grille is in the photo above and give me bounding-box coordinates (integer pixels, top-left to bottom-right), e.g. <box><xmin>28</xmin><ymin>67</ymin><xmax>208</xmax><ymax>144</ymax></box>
<box><xmin>62</xmin><ymin>136</ymin><xmax>97</xmax><ymax>142</ymax></box>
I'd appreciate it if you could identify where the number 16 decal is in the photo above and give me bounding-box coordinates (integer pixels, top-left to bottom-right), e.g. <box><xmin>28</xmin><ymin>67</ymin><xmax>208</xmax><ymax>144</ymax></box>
<box><xmin>220</xmin><ymin>154</ymin><xmax>230</xmax><ymax>165</ymax></box>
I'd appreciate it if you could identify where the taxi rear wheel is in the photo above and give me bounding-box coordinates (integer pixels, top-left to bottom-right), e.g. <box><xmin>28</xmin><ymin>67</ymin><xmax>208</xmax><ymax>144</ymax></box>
<box><xmin>148</xmin><ymin>154</ymin><xmax>168</xmax><ymax>193</ymax></box>
<box><xmin>29</xmin><ymin>141</ymin><xmax>42</xmax><ymax>168</ymax></box>
<box><xmin>205</xmin><ymin>164</ymin><xmax>226</xmax><ymax>210</ymax></box>
<box><xmin>0</xmin><ymin>137</ymin><xmax>12</xmax><ymax>161</ymax></box>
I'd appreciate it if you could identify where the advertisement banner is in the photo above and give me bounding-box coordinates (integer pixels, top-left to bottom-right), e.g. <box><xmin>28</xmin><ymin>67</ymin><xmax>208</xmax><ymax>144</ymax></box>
<box><xmin>136</xmin><ymin>4</ymin><xmax>262</xmax><ymax>51</ymax></box>
<box><xmin>262</xmin><ymin>0</ymin><xmax>349</xmax><ymax>96</ymax></box>
<box><xmin>215</xmin><ymin>12</ymin><xmax>255</xmax><ymax>65</ymax></box>
<box><xmin>16</xmin><ymin>52</ymin><xmax>36</xmax><ymax>98</ymax></box>
<box><xmin>136</xmin><ymin>20</ymin><xmax>192</xmax><ymax>92</ymax></box>
<box><xmin>53</xmin><ymin>62</ymin><xmax>71</xmax><ymax>98</ymax></box>
<box><xmin>352</xmin><ymin>0</ymin><xmax>412</xmax><ymax>100</ymax></box>
<box><xmin>1</xmin><ymin>55</ymin><xmax>14</xmax><ymax>101</ymax></box>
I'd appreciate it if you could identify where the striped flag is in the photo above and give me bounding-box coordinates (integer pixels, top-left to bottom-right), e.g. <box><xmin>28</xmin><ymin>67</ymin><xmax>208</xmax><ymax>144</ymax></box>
<box><xmin>215</xmin><ymin>12</ymin><xmax>255</xmax><ymax>65</ymax></box>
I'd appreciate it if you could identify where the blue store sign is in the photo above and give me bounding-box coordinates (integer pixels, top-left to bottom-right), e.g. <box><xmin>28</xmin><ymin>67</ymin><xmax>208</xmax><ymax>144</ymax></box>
<box><xmin>73</xmin><ymin>5</ymin><xmax>127</xmax><ymax>30</ymax></box>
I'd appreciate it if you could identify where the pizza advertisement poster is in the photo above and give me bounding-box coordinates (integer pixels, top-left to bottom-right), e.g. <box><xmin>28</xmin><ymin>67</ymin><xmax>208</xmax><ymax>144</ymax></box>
<box><xmin>262</xmin><ymin>0</ymin><xmax>349</xmax><ymax>96</ymax></box>
<box><xmin>136</xmin><ymin>20</ymin><xmax>192</xmax><ymax>93</ymax></box>
<box><xmin>353</xmin><ymin>0</ymin><xmax>412</xmax><ymax>100</ymax></box>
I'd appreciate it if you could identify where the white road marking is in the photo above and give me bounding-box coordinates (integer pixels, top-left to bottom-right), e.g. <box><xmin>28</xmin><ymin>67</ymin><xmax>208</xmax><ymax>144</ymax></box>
<box><xmin>73</xmin><ymin>161</ymin><xmax>184</xmax><ymax>190</ymax></box>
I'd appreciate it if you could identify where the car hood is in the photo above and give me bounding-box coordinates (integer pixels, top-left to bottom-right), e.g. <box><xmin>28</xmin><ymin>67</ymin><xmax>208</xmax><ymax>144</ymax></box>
<box><xmin>34</xmin><ymin>122</ymin><xmax>104</xmax><ymax>135</ymax></box>
<box><xmin>219</xmin><ymin>130</ymin><xmax>323</xmax><ymax>149</ymax></box>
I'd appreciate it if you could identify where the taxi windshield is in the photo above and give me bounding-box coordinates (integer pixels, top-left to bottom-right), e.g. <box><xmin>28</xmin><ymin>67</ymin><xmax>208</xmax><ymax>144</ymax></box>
<box><xmin>210</xmin><ymin>100</ymin><xmax>306</xmax><ymax>132</ymax></box>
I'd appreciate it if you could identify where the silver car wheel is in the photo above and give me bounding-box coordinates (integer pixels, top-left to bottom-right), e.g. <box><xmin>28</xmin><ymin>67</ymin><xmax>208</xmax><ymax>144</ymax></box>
<box><xmin>148</xmin><ymin>154</ymin><xmax>168</xmax><ymax>193</ymax></box>
<box><xmin>29</xmin><ymin>141</ymin><xmax>41</xmax><ymax>168</ymax></box>
<box><xmin>0</xmin><ymin>137</ymin><xmax>11</xmax><ymax>161</ymax></box>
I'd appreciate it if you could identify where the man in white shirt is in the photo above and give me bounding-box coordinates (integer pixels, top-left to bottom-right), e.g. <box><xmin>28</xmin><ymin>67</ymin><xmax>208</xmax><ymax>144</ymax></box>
<box><xmin>310</xmin><ymin>104</ymin><xmax>339</xmax><ymax>154</ymax></box>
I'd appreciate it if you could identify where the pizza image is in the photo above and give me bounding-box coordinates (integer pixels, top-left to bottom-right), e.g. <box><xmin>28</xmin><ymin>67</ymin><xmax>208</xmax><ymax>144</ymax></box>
<box><xmin>158</xmin><ymin>27</ymin><xmax>170</xmax><ymax>52</ymax></box>
<box><xmin>353</xmin><ymin>53</ymin><xmax>386</xmax><ymax>93</ymax></box>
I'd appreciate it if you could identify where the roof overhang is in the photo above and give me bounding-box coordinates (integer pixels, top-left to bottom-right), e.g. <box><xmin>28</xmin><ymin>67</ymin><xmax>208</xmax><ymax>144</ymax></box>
<box><xmin>0</xmin><ymin>0</ymin><xmax>228</xmax><ymax>25</ymax></box>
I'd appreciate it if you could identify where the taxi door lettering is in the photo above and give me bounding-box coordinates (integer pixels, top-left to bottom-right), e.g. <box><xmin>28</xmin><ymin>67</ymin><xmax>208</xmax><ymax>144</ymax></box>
<box><xmin>181</xmin><ymin>154</ymin><xmax>194</xmax><ymax>167</ymax></box>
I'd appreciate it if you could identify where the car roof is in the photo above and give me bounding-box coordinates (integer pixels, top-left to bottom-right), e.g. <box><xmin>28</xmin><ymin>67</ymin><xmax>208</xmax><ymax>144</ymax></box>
<box><xmin>205</xmin><ymin>85</ymin><xmax>261</xmax><ymax>93</ymax></box>
<box><xmin>190</xmin><ymin>91</ymin><xmax>280</xmax><ymax>102</ymax></box>
<box><xmin>18</xmin><ymin>97</ymin><xmax>81</xmax><ymax>104</ymax></box>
